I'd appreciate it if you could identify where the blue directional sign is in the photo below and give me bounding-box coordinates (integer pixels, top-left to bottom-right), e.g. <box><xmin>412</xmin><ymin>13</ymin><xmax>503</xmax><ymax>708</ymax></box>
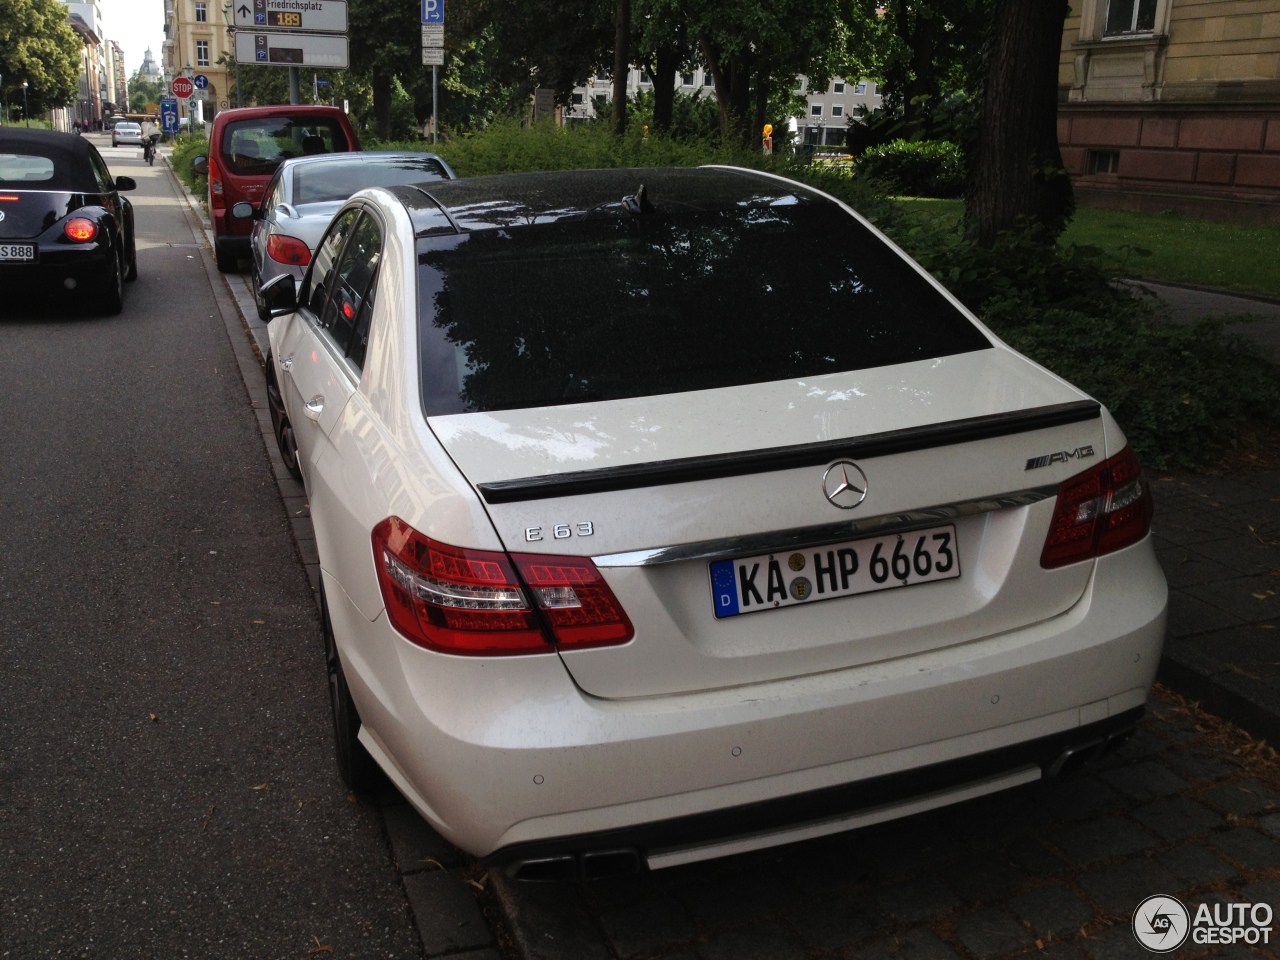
<box><xmin>160</xmin><ymin>97</ymin><xmax>179</xmax><ymax>134</ymax></box>
<box><xmin>193</xmin><ymin>73</ymin><xmax>209</xmax><ymax>89</ymax></box>
<box><xmin>421</xmin><ymin>0</ymin><xmax>443</xmax><ymax>23</ymax></box>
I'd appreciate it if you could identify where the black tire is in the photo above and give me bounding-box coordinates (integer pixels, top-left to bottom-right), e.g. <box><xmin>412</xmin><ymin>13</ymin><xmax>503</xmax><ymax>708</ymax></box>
<box><xmin>322</xmin><ymin>582</ymin><xmax>379</xmax><ymax>793</ymax></box>
<box><xmin>265</xmin><ymin>351</ymin><xmax>304</xmax><ymax>482</ymax></box>
<box><xmin>214</xmin><ymin>241</ymin><xmax>238</xmax><ymax>273</ymax></box>
<box><xmin>99</xmin><ymin>249</ymin><xmax>124</xmax><ymax>315</ymax></box>
<box><xmin>124</xmin><ymin>232</ymin><xmax>138</xmax><ymax>282</ymax></box>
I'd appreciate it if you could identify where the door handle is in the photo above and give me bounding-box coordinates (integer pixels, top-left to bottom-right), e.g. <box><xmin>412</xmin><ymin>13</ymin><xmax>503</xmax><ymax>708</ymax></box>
<box><xmin>304</xmin><ymin>396</ymin><xmax>324</xmax><ymax>419</ymax></box>
<box><xmin>280</xmin><ymin>355</ymin><xmax>293</xmax><ymax>370</ymax></box>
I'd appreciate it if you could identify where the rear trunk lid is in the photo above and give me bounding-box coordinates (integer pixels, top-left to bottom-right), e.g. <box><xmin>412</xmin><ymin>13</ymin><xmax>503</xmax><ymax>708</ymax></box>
<box><xmin>0</xmin><ymin>192</ymin><xmax>81</xmax><ymax>239</ymax></box>
<box><xmin>428</xmin><ymin>347</ymin><xmax>1108</xmax><ymax>699</ymax></box>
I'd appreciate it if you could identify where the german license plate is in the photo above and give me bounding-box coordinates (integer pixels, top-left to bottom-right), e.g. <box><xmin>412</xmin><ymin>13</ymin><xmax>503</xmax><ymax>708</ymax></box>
<box><xmin>0</xmin><ymin>243</ymin><xmax>36</xmax><ymax>262</ymax></box>
<box><xmin>710</xmin><ymin>524</ymin><xmax>960</xmax><ymax>618</ymax></box>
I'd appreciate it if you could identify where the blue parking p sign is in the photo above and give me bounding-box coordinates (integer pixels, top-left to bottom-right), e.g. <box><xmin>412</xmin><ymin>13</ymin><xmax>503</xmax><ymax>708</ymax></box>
<box><xmin>160</xmin><ymin>97</ymin><xmax>179</xmax><ymax>134</ymax></box>
<box><xmin>421</xmin><ymin>0</ymin><xmax>443</xmax><ymax>23</ymax></box>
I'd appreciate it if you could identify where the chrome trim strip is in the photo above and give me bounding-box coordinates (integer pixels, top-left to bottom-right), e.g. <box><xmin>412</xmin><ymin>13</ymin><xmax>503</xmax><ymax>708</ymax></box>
<box><xmin>646</xmin><ymin>764</ymin><xmax>1042</xmax><ymax>870</ymax></box>
<box><xmin>592</xmin><ymin>485</ymin><xmax>1059</xmax><ymax>567</ymax></box>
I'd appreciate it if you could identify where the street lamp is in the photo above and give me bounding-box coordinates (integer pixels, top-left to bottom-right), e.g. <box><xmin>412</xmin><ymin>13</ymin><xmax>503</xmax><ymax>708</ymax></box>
<box><xmin>22</xmin><ymin>81</ymin><xmax>29</xmax><ymax>128</ymax></box>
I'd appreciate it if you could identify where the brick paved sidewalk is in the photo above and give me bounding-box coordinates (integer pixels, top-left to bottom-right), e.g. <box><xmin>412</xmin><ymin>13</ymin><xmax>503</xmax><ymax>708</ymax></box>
<box><xmin>489</xmin><ymin>694</ymin><xmax>1280</xmax><ymax>960</ymax></box>
<box><xmin>1152</xmin><ymin>471</ymin><xmax>1280</xmax><ymax>746</ymax></box>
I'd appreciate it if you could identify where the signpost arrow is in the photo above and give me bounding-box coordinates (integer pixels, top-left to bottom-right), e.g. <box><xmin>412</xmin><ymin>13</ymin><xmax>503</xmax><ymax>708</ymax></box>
<box><xmin>233</xmin><ymin>0</ymin><xmax>347</xmax><ymax>32</ymax></box>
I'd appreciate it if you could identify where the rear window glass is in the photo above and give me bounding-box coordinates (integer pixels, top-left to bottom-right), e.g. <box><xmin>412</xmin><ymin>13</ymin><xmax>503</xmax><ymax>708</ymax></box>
<box><xmin>220</xmin><ymin>116</ymin><xmax>349</xmax><ymax>176</ymax></box>
<box><xmin>0</xmin><ymin>154</ymin><xmax>55</xmax><ymax>182</ymax></box>
<box><xmin>417</xmin><ymin>199</ymin><xmax>991</xmax><ymax>415</ymax></box>
<box><xmin>293</xmin><ymin>157</ymin><xmax>448</xmax><ymax>204</ymax></box>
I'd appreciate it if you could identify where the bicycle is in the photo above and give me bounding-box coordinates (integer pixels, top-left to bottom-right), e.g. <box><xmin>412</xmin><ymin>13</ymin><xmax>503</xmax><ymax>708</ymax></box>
<box><xmin>143</xmin><ymin>135</ymin><xmax>158</xmax><ymax>166</ymax></box>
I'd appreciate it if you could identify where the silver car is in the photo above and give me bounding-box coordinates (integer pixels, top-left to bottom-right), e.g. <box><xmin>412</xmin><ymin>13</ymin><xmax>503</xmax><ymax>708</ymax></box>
<box><xmin>239</xmin><ymin>151</ymin><xmax>455</xmax><ymax>320</ymax></box>
<box><xmin>111</xmin><ymin>122</ymin><xmax>143</xmax><ymax>147</ymax></box>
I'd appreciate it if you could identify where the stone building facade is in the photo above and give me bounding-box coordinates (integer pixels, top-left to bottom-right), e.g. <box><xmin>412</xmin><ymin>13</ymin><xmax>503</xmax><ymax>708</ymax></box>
<box><xmin>1058</xmin><ymin>0</ymin><xmax>1280</xmax><ymax>223</ymax></box>
<box><xmin>163</xmin><ymin>0</ymin><xmax>234</xmax><ymax>124</ymax></box>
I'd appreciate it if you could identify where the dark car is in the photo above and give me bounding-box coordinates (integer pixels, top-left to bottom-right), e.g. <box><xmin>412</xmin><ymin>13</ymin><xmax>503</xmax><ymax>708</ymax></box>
<box><xmin>194</xmin><ymin>105</ymin><xmax>360</xmax><ymax>273</ymax></box>
<box><xmin>0</xmin><ymin>129</ymin><xmax>137</xmax><ymax>314</ymax></box>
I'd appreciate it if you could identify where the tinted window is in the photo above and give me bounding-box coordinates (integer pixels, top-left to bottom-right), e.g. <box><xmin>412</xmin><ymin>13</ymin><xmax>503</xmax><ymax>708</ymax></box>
<box><xmin>320</xmin><ymin>213</ymin><xmax>381</xmax><ymax>358</ymax></box>
<box><xmin>417</xmin><ymin>200</ymin><xmax>989</xmax><ymax>415</ymax></box>
<box><xmin>294</xmin><ymin>158</ymin><xmax>448</xmax><ymax>204</ymax></box>
<box><xmin>300</xmin><ymin>209</ymin><xmax>359</xmax><ymax>315</ymax></box>
<box><xmin>88</xmin><ymin>148</ymin><xmax>115</xmax><ymax>193</ymax></box>
<box><xmin>220</xmin><ymin>116</ymin><xmax>349</xmax><ymax>176</ymax></box>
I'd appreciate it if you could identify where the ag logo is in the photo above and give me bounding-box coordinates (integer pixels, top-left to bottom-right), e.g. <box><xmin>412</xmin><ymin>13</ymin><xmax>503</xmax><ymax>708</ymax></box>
<box><xmin>1133</xmin><ymin>895</ymin><xmax>1190</xmax><ymax>952</ymax></box>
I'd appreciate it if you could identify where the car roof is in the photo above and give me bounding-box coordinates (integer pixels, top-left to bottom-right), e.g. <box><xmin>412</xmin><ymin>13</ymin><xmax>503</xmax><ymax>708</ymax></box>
<box><xmin>281</xmin><ymin>151</ymin><xmax>447</xmax><ymax>170</ymax></box>
<box><xmin>213</xmin><ymin>104</ymin><xmax>349</xmax><ymax>124</ymax></box>
<box><xmin>386</xmin><ymin>166</ymin><xmax>819</xmax><ymax>237</ymax></box>
<box><xmin>0</xmin><ymin>128</ymin><xmax>94</xmax><ymax>164</ymax></box>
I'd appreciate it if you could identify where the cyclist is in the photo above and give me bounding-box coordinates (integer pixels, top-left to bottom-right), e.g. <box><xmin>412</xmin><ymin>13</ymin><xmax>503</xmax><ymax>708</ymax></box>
<box><xmin>140</xmin><ymin>117</ymin><xmax>160</xmax><ymax>165</ymax></box>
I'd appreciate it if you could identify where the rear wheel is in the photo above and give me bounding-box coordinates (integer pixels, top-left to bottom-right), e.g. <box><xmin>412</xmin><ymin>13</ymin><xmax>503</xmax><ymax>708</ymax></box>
<box><xmin>265</xmin><ymin>351</ymin><xmax>304</xmax><ymax>482</ymax></box>
<box><xmin>321</xmin><ymin>582</ymin><xmax>379</xmax><ymax>793</ymax></box>
<box><xmin>99</xmin><ymin>249</ymin><xmax>124</xmax><ymax>315</ymax></box>
<box><xmin>124</xmin><ymin>231</ymin><xmax>138</xmax><ymax>282</ymax></box>
<box><xmin>214</xmin><ymin>240</ymin><xmax>238</xmax><ymax>273</ymax></box>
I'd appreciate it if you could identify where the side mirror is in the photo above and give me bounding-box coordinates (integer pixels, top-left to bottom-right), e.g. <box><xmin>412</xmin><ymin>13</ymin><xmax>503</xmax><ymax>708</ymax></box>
<box><xmin>191</xmin><ymin>155</ymin><xmax>208</xmax><ymax>173</ymax></box>
<box><xmin>115</xmin><ymin>175</ymin><xmax>136</xmax><ymax>192</ymax></box>
<box><xmin>260</xmin><ymin>273</ymin><xmax>298</xmax><ymax>317</ymax></box>
<box><xmin>231</xmin><ymin>201</ymin><xmax>256</xmax><ymax>220</ymax></box>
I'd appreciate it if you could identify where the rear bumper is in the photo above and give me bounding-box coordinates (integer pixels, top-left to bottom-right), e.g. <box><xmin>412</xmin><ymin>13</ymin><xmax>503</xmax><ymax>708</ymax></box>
<box><xmin>336</xmin><ymin>535</ymin><xmax>1166</xmax><ymax>861</ymax></box>
<box><xmin>214</xmin><ymin>234</ymin><xmax>252</xmax><ymax>257</ymax></box>
<box><xmin>0</xmin><ymin>246</ymin><xmax>113</xmax><ymax>296</ymax></box>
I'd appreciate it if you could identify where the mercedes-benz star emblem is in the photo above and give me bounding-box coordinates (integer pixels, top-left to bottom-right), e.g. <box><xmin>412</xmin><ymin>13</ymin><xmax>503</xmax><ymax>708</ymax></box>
<box><xmin>821</xmin><ymin>460</ymin><xmax>869</xmax><ymax>510</ymax></box>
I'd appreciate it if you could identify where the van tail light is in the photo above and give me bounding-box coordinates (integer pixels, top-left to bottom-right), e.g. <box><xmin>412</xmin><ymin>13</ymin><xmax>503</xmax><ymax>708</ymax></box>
<box><xmin>208</xmin><ymin>155</ymin><xmax>224</xmax><ymax>209</ymax></box>
<box><xmin>1040</xmin><ymin>446</ymin><xmax>1152</xmax><ymax>569</ymax></box>
<box><xmin>267</xmin><ymin>234</ymin><xmax>312</xmax><ymax>265</ymax></box>
<box><xmin>64</xmin><ymin>218</ymin><xmax>97</xmax><ymax>242</ymax></box>
<box><xmin>372</xmin><ymin>518</ymin><xmax>633</xmax><ymax>655</ymax></box>
<box><xmin>510</xmin><ymin>554</ymin><xmax>635</xmax><ymax>649</ymax></box>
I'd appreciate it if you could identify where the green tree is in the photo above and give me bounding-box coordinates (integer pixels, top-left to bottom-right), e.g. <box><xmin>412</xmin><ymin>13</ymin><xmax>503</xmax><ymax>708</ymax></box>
<box><xmin>349</xmin><ymin>0</ymin><xmax>433</xmax><ymax>138</ymax></box>
<box><xmin>128</xmin><ymin>69</ymin><xmax>164</xmax><ymax>113</ymax></box>
<box><xmin>0</xmin><ymin>0</ymin><xmax>81</xmax><ymax>118</ymax></box>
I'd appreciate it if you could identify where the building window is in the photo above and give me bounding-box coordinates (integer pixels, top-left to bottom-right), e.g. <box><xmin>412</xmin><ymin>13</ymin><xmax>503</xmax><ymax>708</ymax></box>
<box><xmin>1089</xmin><ymin>150</ymin><xmax>1120</xmax><ymax>174</ymax></box>
<box><xmin>831</xmin><ymin>104</ymin><xmax>844</xmax><ymax>117</ymax></box>
<box><xmin>704</xmin><ymin>73</ymin><xmax>713</xmax><ymax>87</ymax></box>
<box><xmin>855</xmin><ymin>82</ymin><xmax>868</xmax><ymax>95</ymax></box>
<box><xmin>596</xmin><ymin>72</ymin><xmax>609</xmax><ymax>82</ymax></box>
<box><xmin>572</xmin><ymin>92</ymin><xmax>584</xmax><ymax>104</ymax></box>
<box><xmin>195</xmin><ymin>1</ymin><xmax>207</xmax><ymax>21</ymax></box>
<box><xmin>810</xmin><ymin>103</ymin><xmax>823</xmax><ymax>117</ymax></box>
<box><xmin>681</xmin><ymin>73</ymin><xmax>694</xmax><ymax>86</ymax></box>
<box><xmin>833</xmin><ymin>81</ymin><xmax>845</xmax><ymax>94</ymax></box>
<box><xmin>1105</xmin><ymin>0</ymin><xmax>1157</xmax><ymax>35</ymax></box>
<box><xmin>640</xmin><ymin>72</ymin><xmax>651</xmax><ymax>85</ymax></box>
<box><xmin>196</xmin><ymin>39</ymin><xmax>209</xmax><ymax>66</ymax></box>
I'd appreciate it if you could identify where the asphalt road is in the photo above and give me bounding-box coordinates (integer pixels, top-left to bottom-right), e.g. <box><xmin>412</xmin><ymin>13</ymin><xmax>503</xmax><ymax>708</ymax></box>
<box><xmin>0</xmin><ymin>140</ymin><xmax>421</xmax><ymax>957</ymax></box>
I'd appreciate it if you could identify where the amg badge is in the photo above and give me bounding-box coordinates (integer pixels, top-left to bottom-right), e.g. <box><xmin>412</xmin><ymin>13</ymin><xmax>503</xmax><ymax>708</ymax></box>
<box><xmin>1025</xmin><ymin>446</ymin><xmax>1096</xmax><ymax>471</ymax></box>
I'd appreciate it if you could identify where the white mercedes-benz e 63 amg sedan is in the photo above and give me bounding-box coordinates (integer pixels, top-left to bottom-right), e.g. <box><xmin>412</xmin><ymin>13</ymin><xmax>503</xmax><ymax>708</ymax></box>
<box><xmin>259</xmin><ymin>166</ymin><xmax>1166</xmax><ymax>881</ymax></box>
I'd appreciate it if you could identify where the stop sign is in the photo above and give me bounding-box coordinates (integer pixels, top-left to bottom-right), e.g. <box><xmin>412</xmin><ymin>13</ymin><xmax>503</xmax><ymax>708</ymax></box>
<box><xmin>171</xmin><ymin>76</ymin><xmax>194</xmax><ymax>98</ymax></box>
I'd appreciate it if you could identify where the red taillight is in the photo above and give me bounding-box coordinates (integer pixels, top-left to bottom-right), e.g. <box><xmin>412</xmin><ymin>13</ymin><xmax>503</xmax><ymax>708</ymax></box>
<box><xmin>267</xmin><ymin>234</ymin><xmax>312</xmax><ymax>265</ymax></box>
<box><xmin>208</xmin><ymin>156</ymin><xmax>224</xmax><ymax>208</ymax></box>
<box><xmin>1040</xmin><ymin>446</ymin><xmax>1152</xmax><ymax>569</ymax></box>
<box><xmin>372</xmin><ymin>517</ymin><xmax>633</xmax><ymax>655</ymax></box>
<box><xmin>64</xmin><ymin>218</ymin><xmax>97</xmax><ymax>242</ymax></box>
<box><xmin>510</xmin><ymin>554</ymin><xmax>635</xmax><ymax>649</ymax></box>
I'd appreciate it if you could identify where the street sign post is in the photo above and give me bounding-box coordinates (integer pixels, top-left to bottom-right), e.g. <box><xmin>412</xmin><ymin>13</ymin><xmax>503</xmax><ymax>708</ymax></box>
<box><xmin>419</xmin><ymin>1</ymin><xmax>444</xmax><ymax>143</ymax></box>
<box><xmin>421</xmin><ymin>47</ymin><xmax>444</xmax><ymax>66</ymax></box>
<box><xmin>421</xmin><ymin>23</ymin><xmax>443</xmax><ymax>44</ymax></box>
<box><xmin>234</xmin><ymin>0</ymin><xmax>347</xmax><ymax>32</ymax></box>
<box><xmin>171</xmin><ymin>76</ymin><xmax>194</xmax><ymax>98</ymax></box>
<box><xmin>421</xmin><ymin>0</ymin><xmax>442</xmax><ymax>22</ymax></box>
<box><xmin>235</xmin><ymin>31</ymin><xmax>349</xmax><ymax>68</ymax></box>
<box><xmin>193</xmin><ymin>73</ymin><xmax>209</xmax><ymax>90</ymax></box>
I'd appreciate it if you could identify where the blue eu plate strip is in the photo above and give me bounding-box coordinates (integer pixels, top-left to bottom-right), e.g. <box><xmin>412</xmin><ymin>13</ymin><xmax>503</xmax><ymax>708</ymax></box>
<box><xmin>710</xmin><ymin>560</ymin><xmax>739</xmax><ymax>618</ymax></box>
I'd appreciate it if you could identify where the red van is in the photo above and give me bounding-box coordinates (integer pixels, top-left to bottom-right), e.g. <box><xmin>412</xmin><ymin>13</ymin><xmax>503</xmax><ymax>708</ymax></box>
<box><xmin>200</xmin><ymin>105</ymin><xmax>360</xmax><ymax>272</ymax></box>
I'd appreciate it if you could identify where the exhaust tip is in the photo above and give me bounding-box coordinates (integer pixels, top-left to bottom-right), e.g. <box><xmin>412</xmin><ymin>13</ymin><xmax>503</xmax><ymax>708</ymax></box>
<box><xmin>507</xmin><ymin>855</ymin><xmax>577</xmax><ymax>883</ymax></box>
<box><xmin>507</xmin><ymin>848</ymin><xmax>643</xmax><ymax>882</ymax></box>
<box><xmin>582</xmin><ymin>848</ymin><xmax>641</xmax><ymax>880</ymax></box>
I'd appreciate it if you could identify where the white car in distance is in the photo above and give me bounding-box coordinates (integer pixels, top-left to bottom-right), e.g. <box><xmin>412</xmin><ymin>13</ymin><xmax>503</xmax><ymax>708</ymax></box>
<box><xmin>258</xmin><ymin>166</ymin><xmax>1167</xmax><ymax>882</ymax></box>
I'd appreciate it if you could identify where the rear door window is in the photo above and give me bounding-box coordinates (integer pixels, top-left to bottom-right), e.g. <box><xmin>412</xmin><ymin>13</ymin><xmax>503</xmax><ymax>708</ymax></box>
<box><xmin>299</xmin><ymin>208</ymin><xmax>359</xmax><ymax>316</ymax></box>
<box><xmin>416</xmin><ymin>199</ymin><xmax>991</xmax><ymax>415</ymax></box>
<box><xmin>220</xmin><ymin>116</ymin><xmax>350</xmax><ymax>176</ymax></box>
<box><xmin>319</xmin><ymin>213</ymin><xmax>382</xmax><ymax>364</ymax></box>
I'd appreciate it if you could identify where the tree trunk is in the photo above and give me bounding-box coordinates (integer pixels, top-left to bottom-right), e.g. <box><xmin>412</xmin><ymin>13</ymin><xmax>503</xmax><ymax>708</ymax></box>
<box><xmin>753</xmin><ymin>67</ymin><xmax>769</xmax><ymax>148</ymax></box>
<box><xmin>611</xmin><ymin>0</ymin><xmax>630</xmax><ymax>136</ymax></box>
<box><xmin>652</xmin><ymin>46</ymin><xmax>677</xmax><ymax>134</ymax></box>
<box><xmin>372</xmin><ymin>68</ymin><xmax>392</xmax><ymax>140</ymax></box>
<box><xmin>700</xmin><ymin>39</ymin><xmax>752</xmax><ymax>143</ymax></box>
<box><xmin>902</xmin><ymin>11</ymin><xmax>937</xmax><ymax>130</ymax></box>
<box><xmin>965</xmin><ymin>0</ymin><xmax>1073</xmax><ymax>247</ymax></box>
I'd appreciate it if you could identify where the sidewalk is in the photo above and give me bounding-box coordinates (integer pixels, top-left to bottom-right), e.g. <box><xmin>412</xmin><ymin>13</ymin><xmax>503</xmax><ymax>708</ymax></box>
<box><xmin>1134</xmin><ymin>278</ymin><xmax>1280</xmax><ymax>356</ymax></box>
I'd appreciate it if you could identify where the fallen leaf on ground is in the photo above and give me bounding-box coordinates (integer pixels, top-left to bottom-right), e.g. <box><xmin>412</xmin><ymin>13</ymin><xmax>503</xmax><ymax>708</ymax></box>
<box><xmin>252</xmin><ymin>783</ymin><xmax>270</xmax><ymax>790</ymax></box>
<box><xmin>201</xmin><ymin>804</ymin><xmax>215</xmax><ymax>834</ymax></box>
<box><xmin>254</xmin><ymin>620</ymin><xmax>265</xmax><ymax>624</ymax></box>
<box><xmin>149</xmin><ymin>713</ymin><xmax>160</xmax><ymax>722</ymax></box>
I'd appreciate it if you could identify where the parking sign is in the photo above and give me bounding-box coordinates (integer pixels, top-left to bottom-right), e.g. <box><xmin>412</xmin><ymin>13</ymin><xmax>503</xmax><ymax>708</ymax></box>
<box><xmin>421</xmin><ymin>0</ymin><xmax>442</xmax><ymax>23</ymax></box>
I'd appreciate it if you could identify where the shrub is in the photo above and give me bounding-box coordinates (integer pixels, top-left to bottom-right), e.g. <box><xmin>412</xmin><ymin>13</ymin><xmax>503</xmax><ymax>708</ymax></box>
<box><xmin>169</xmin><ymin>134</ymin><xmax>209</xmax><ymax>198</ymax></box>
<box><xmin>855</xmin><ymin>139</ymin><xmax>964</xmax><ymax>198</ymax></box>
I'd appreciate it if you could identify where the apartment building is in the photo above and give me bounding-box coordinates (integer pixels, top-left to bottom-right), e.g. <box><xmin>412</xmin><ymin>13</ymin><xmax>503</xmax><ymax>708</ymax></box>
<box><xmin>561</xmin><ymin>68</ymin><xmax>881</xmax><ymax>146</ymax></box>
<box><xmin>1058</xmin><ymin>0</ymin><xmax>1280</xmax><ymax>223</ymax></box>
<box><xmin>163</xmin><ymin>0</ymin><xmax>235</xmax><ymax>122</ymax></box>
